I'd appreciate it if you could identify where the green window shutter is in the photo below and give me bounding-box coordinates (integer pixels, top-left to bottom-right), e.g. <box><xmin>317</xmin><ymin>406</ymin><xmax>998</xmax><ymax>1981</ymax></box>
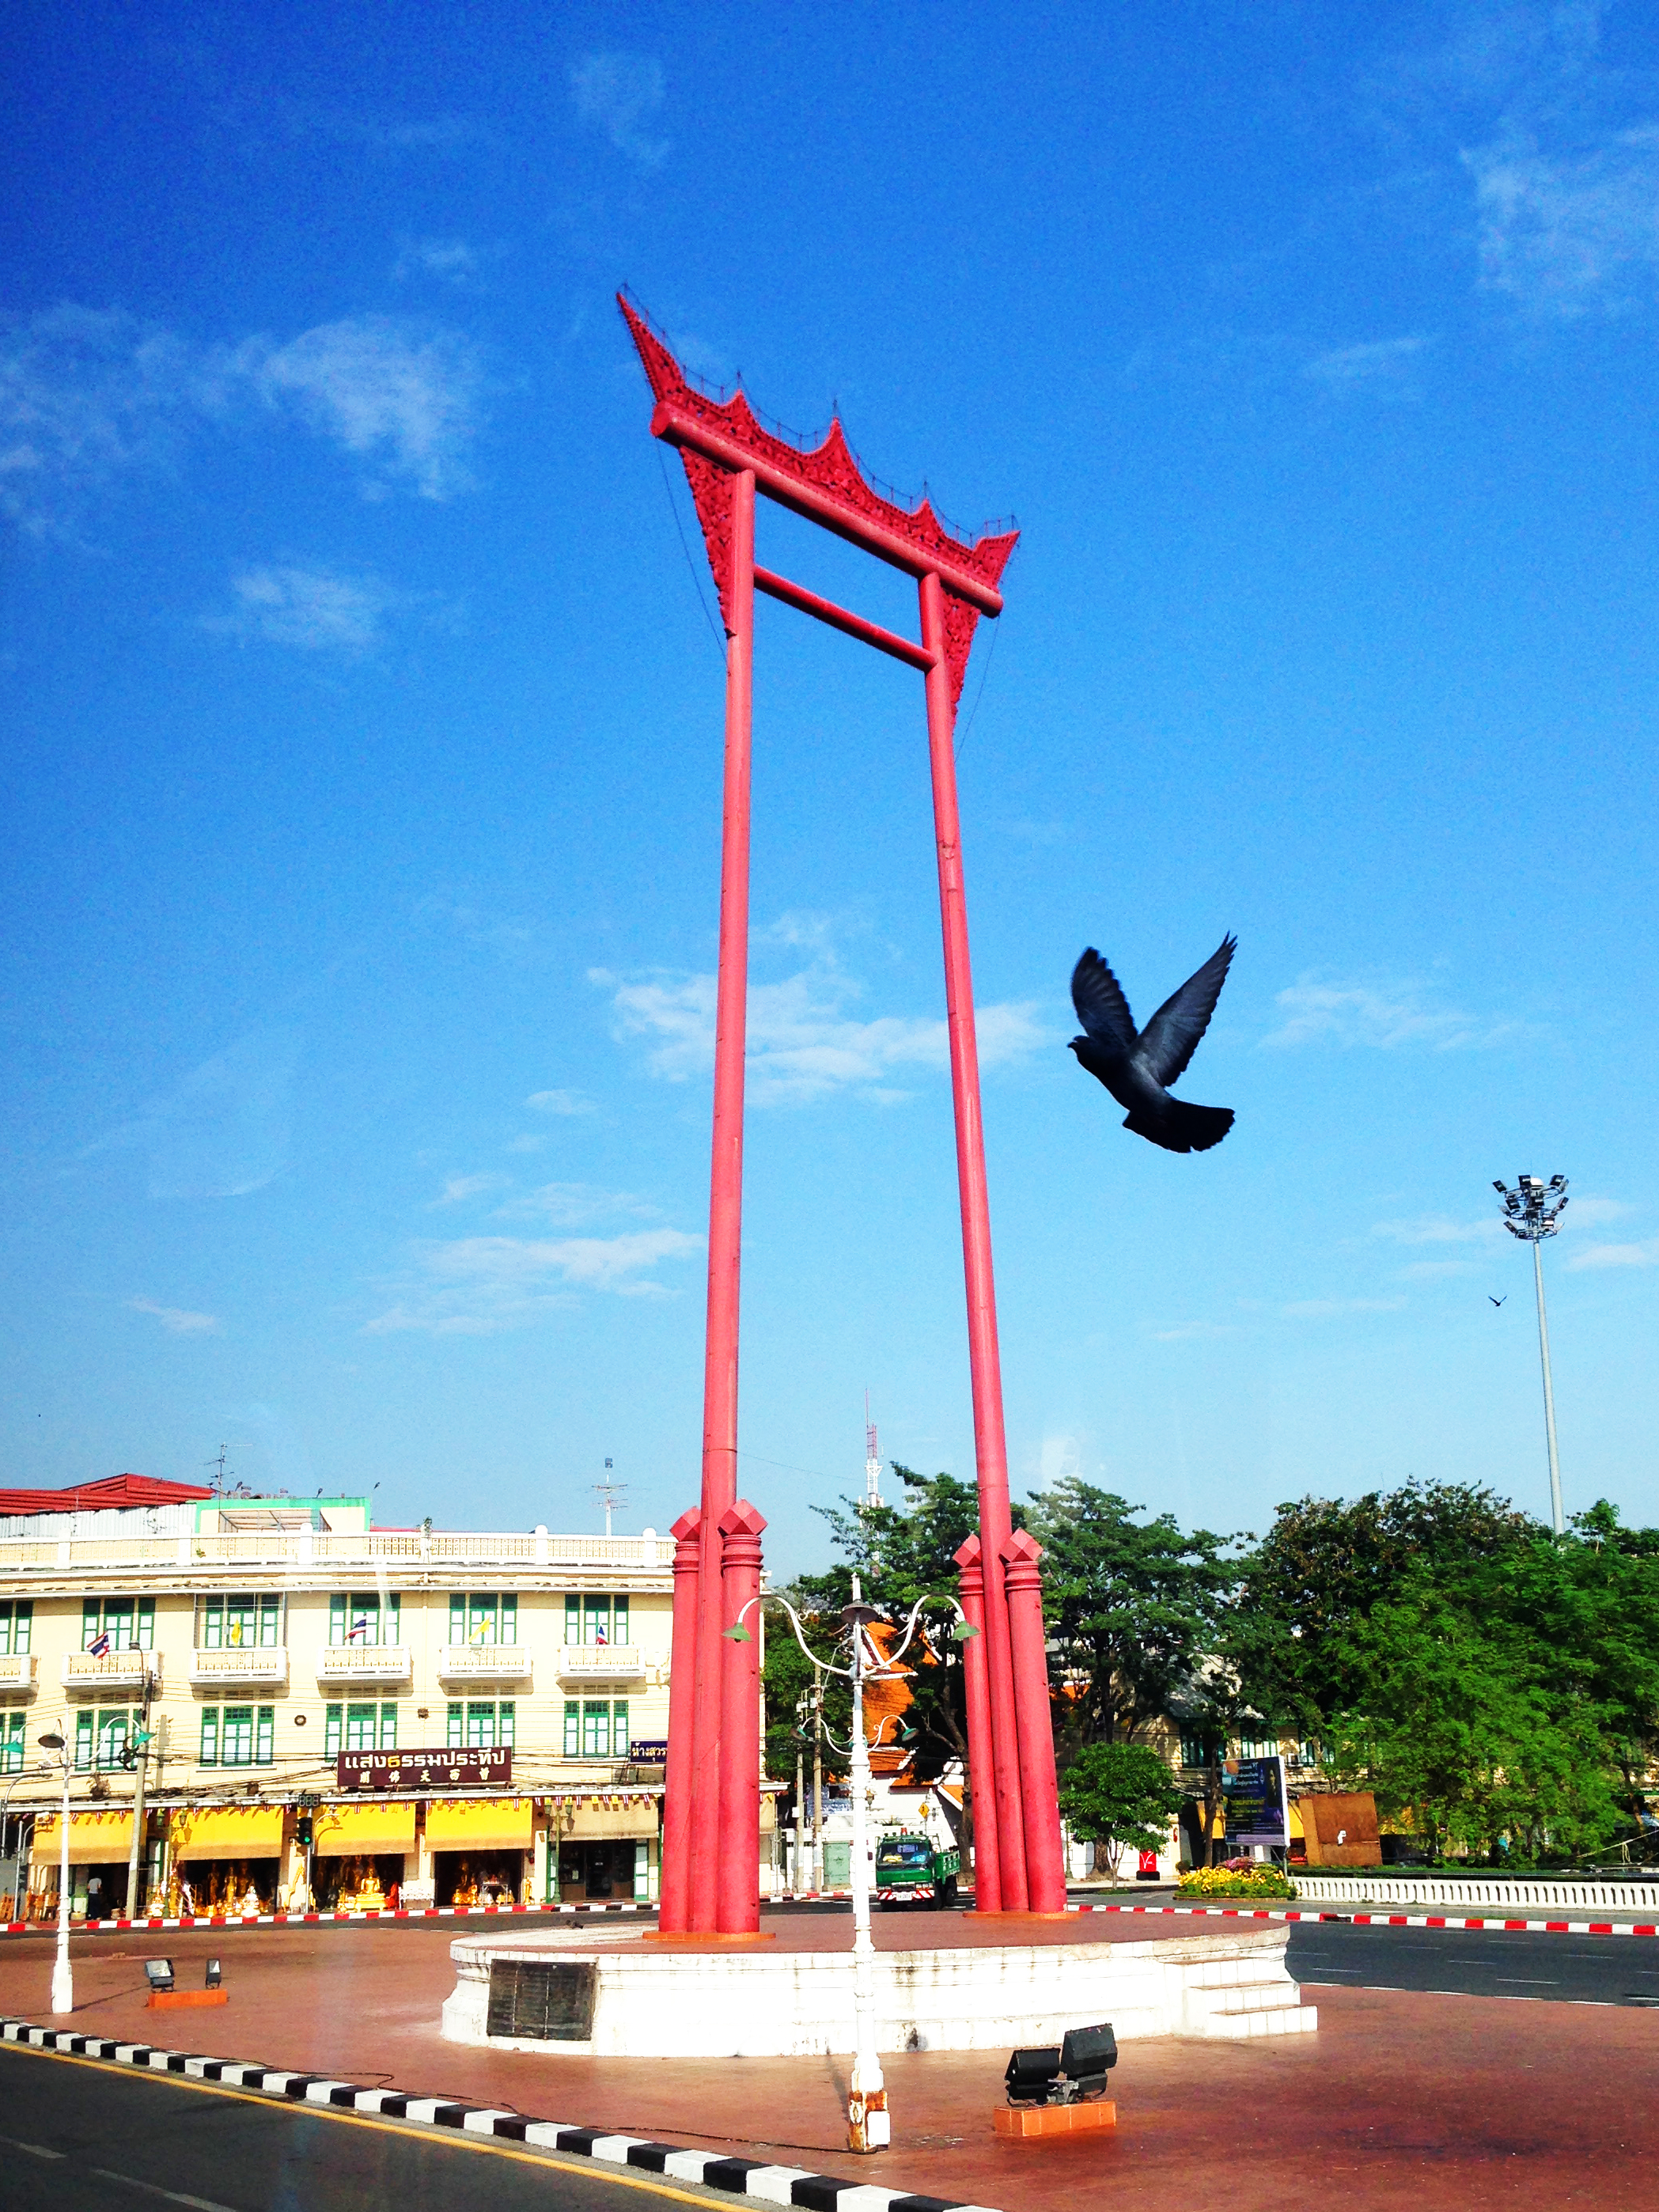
<box><xmin>501</xmin><ymin>1593</ymin><xmax>517</xmax><ymax>1646</ymax></box>
<box><xmin>14</xmin><ymin>1601</ymin><xmax>29</xmax><ymax>1654</ymax></box>
<box><xmin>612</xmin><ymin>1700</ymin><xmax>628</xmax><ymax>1754</ymax></box>
<box><xmin>256</xmin><ymin>1708</ymin><xmax>274</xmax><ymax>1764</ymax></box>
<box><xmin>74</xmin><ymin>1710</ymin><xmax>95</xmax><ymax>1768</ymax></box>
<box><xmin>388</xmin><ymin>1593</ymin><xmax>401</xmax><ymax>1644</ymax></box>
<box><xmin>449</xmin><ymin>1595</ymin><xmax>465</xmax><ymax>1644</ymax></box>
<box><xmin>583</xmin><ymin>1594</ymin><xmax>607</xmax><ymax>1646</ymax></box>
<box><xmin>330</xmin><ymin>1594</ymin><xmax>347</xmax><ymax>1647</ymax></box>
<box><xmin>0</xmin><ymin>1602</ymin><xmax>9</xmax><ymax>1657</ymax></box>
<box><xmin>137</xmin><ymin>1597</ymin><xmax>155</xmax><ymax>1650</ymax></box>
<box><xmin>380</xmin><ymin>1703</ymin><xmax>396</xmax><ymax>1751</ymax></box>
<box><xmin>612</xmin><ymin>1595</ymin><xmax>629</xmax><ymax>1645</ymax></box>
<box><xmin>324</xmin><ymin>1704</ymin><xmax>343</xmax><ymax>1760</ymax></box>
<box><xmin>204</xmin><ymin>1595</ymin><xmax>223</xmax><ymax>1650</ymax></box>
<box><xmin>259</xmin><ymin>1595</ymin><xmax>280</xmax><ymax>1648</ymax></box>
<box><xmin>446</xmin><ymin>1702</ymin><xmax>464</xmax><ymax>1748</ymax></box>
<box><xmin>498</xmin><ymin>1700</ymin><xmax>515</xmax><ymax>1748</ymax></box>
<box><xmin>201</xmin><ymin>1708</ymin><xmax>219</xmax><ymax>1766</ymax></box>
<box><xmin>565</xmin><ymin>1596</ymin><xmax>580</xmax><ymax>1644</ymax></box>
<box><xmin>82</xmin><ymin>1600</ymin><xmax>101</xmax><ymax>1651</ymax></box>
<box><xmin>563</xmin><ymin>1700</ymin><xmax>580</xmax><ymax>1756</ymax></box>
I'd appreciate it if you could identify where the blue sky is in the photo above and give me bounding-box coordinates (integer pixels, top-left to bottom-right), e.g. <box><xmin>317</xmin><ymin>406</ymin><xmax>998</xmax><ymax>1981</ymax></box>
<box><xmin>3</xmin><ymin>2</ymin><xmax>1657</xmax><ymax>1568</ymax></box>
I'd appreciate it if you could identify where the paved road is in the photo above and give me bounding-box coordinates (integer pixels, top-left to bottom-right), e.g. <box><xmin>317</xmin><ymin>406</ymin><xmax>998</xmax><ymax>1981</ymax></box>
<box><xmin>1286</xmin><ymin>1919</ymin><xmax>1659</xmax><ymax>2006</ymax></box>
<box><xmin>0</xmin><ymin>2044</ymin><xmax>734</xmax><ymax>2212</ymax></box>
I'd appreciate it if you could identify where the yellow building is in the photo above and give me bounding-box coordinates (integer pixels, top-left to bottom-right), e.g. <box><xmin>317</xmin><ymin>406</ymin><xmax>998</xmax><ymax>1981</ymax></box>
<box><xmin>0</xmin><ymin>1475</ymin><xmax>672</xmax><ymax>1918</ymax></box>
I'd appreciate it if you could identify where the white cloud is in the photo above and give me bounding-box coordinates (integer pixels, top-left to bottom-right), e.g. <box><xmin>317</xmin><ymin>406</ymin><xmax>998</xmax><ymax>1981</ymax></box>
<box><xmin>85</xmin><ymin>1025</ymin><xmax>299</xmax><ymax>1199</ymax></box>
<box><xmin>1150</xmin><ymin>1320</ymin><xmax>1240</xmax><ymax>1343</ymax></box>
<box><xmin>206</xmin><ymin>565</ymin><xmax>399</xmax><ymax>653</ymax></box>
<box><xmin>570</xmin><ymin>52</ymin><xmax>669</xmax><ymax>166</ymax></box>
<box><xmin>493</xmin><ymin>1183</ymin><xmax>653</xmax><ymax>1227</ymax></box>
<box><xmin>1304</xmin><ymin>335</ymin><xmax>1433</xmax><ymax>389</ymax></box>
<box><xmin>594</xmin><ymin>957</ymin><xmax>1048</xmax><ymax>1107</ymax></box>
<box><xmin>1263</xmin><ymin>976</ymin><xmax>1517</xmax><ymax>1051</ymax></box>
<box><xmin>430</xmin><ymin>1172</ymin><xmax>510</xmax><ymax>1207</ymax></box>
<box><xmin>1374</xmin><ymin>1214</ymin><xmax>1505</xmax><ymax>1247</ymax></box>
<box><xmin>1399</xmin><ymin>1259</ymin><xmax>1482</xmax><ymax>1280</ymax></box>
<box><xmin>393</xmin><ymin>237</ymin><xmax>496</xmax><ymax>288</ymax></box>
<box><xmin>233</xmin><ymin>316</ymin><xmax>483</xmax><ymax>500</ymax></box>
<box><xmin>0</xmin><ymin>305</ymin><xmax>484</xmax><ymax>532</ymax></box>
<box><xmin>365</xmin><ymin>1227</ymin><xmax>700</xmax><ymax>1334</ymax></box>
<box><xmin>127</xmin><ymin>1297</ymin><xmax>220</xmax><ymax>1335</ymax></box>
<box><xmin>1466</xmin><ymin>126</ymin><xmax>1659</xmax><ymax>317</ymax></box>
<box><xmin>1567</xmin><ymin>1238</ymin><xmax>1659</xmax><ymax>1271</ymax></box>
<box><xmin>526</xmin><ymin>1088</ymin><xmax>597</xmax><ymax>1116</ymax></box>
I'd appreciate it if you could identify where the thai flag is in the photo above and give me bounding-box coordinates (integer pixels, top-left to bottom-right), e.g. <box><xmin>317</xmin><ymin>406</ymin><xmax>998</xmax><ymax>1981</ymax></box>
<box><xmin>88</xmin><ymin>1631</ymin><xmax>111</xmax><ymax>1658</ymax></box>
<box><xmin>594</xmin><ymin>1627</ymin><xmax>608</xmax><ymax>1646</ymax></box>
<box><xmin>346</xmin><ymin>1615</ymin><xmax>370</xmax><ymax>1642</ymax></box>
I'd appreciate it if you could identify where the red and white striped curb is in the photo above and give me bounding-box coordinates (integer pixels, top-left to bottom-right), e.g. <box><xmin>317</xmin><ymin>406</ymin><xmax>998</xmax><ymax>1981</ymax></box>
<box><xmin>2</xmin><ymin>1900</ymin><xmax>650</xmax><ymax>1937</ymax></box>
<box><xmin>1</xmin><ymin>2018</ymin><xmax>1000</xmax><ymax>2212</ymax></box>
<box><xmin>1070</xmin><ymin>1900</ymin><xmax>1659</xmax><ymax>1937</ymax></box>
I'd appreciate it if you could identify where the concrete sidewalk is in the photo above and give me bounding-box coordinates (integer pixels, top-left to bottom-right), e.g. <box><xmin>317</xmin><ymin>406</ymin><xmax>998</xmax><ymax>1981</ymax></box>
<box><xmin>4</xmin><ymin>1919</ymin><xmax>1655</xmax><ymax>2210</ymax></box>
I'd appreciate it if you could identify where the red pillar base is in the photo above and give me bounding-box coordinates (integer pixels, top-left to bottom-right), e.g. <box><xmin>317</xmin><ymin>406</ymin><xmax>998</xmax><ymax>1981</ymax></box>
<box><xmin>994</xmin><ymin>2100</ymin><xmax>1116</xmax><ymax>2140</ymax></box>
<box><xmin>640</xmin><ymin>1930</ymin><xmax>778</xmax><ymax>1947</ymax></box>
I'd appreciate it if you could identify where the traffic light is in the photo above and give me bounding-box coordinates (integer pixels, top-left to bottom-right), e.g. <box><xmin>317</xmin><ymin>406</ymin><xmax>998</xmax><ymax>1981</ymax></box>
<box><xmin>294</xmin><ymin>1815</ymin><xmax>313</xmax><ymax>1848</ymax></box>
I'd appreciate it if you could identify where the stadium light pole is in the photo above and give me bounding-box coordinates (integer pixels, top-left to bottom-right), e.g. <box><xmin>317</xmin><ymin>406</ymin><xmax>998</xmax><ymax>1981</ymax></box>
<box><xmin>1494</xmin><ymin>1174</ymin><xmax>1568</xmax><ymax>1536</ymax></box>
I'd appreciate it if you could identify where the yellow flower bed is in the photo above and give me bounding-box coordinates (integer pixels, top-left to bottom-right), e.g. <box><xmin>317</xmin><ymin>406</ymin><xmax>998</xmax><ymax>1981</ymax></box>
<box><xmin>1176</xmin><ymin>1863</ymin><xmax>1296</xmax><ymax>1900</ymax></box>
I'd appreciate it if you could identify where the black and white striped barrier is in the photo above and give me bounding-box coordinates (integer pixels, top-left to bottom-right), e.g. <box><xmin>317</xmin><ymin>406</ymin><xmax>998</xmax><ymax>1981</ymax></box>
<box><xmin>1</xmin><ymin>2018</ymin><xmax>1005</xmax><ymax>2212</ymax></box>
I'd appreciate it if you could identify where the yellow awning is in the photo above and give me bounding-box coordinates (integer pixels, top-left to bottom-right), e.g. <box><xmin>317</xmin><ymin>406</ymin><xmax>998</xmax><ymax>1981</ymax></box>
<box><xmin>170</xmin><ymin>1806</ymin><xmax>285</xmax><ymax>1862</ymax></box>
<box><xmin>32</xmin><ymin>1812</ymin><xmax>134</xmax><ymax>1865</ymax></box>
<box><xmin>426</xmin><ymin>1797</ymin><xmax>533</xmax><ymax>1851</ymax></box>
<box><xmin>313</xmin><ymin>1801</ymin><xmax>416</xmax><ymax>1858</ymax></box>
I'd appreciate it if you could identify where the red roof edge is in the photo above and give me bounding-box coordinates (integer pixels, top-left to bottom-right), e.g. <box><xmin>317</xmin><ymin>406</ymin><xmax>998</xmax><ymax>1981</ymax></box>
<box><xmin>0</xmin><ymin>1473</ymin><xmax>216</xmax><ymax>1517</ymax></box>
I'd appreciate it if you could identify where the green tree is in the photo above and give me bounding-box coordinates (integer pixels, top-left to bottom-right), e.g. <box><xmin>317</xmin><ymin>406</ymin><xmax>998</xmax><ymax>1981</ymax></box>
<box><xmin>1322</xmin><ymin>1578</ymin><xmax>1623</xmax><ymax>1862</ymax></box>
<box><xmin>1058</xmin><ymin>1740</ymin><xmax>1184</xmax><ymax>1881</ymax></box>
<box><xmin>1026</xmin><ymin>1478</ymin><xmax>1243</xmax><ymax>1757</ymax></box>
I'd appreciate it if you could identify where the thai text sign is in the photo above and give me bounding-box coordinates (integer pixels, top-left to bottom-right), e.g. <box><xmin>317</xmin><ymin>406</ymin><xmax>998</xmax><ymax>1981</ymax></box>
<box><xmin>1222</xmin><ymin>1754</ymin><xmax>1287</xmax><ymax>1848</ymax></box>
<box><xmin>336</xmin><ymin>1746</ymin><xmax>513</xmax><ymax>1791</ymax></box>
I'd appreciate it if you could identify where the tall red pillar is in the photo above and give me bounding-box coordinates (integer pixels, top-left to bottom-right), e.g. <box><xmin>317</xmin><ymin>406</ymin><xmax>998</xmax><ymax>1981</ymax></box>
<box><xmin>953</xmin><ymin>1534</ymin><xmax>1002</xmax><ymax>1911</ymax></box>
<box><xmin>658</xmin><ymin>1507</ymin><xmax>702</xmax><ymax>1932</ymax></box>
<box><xmin>715</xmin><ymin>1500</ymin><xmax>767</xmax><ymax>1933</ymax></box>
<box><xmin>1001</xmin><ymin>1529</ymin><xmax>1066</xmax><ymax>1911</ymax></box>
<box><xmin>919</xmin><ymin>567</ymin><xmax>1028</xmax><ymax>1911</ymax></box>
<box><xmin>687</xmin><ymin>468</ymin><xmax>757</xmax><ymax>1932</ymax></box>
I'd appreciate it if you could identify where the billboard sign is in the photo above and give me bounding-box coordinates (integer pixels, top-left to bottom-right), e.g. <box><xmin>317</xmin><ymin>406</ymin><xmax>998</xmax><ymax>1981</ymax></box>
<box><xmin>336</xmin><ymin>1746</ymin><xmax>513</xmax><ymax>1791</ymax></box>
<box><xmin>1222</xmin><ymin>1753</ymin><xmax>1288</xmax><ymax>1848</ymax></box>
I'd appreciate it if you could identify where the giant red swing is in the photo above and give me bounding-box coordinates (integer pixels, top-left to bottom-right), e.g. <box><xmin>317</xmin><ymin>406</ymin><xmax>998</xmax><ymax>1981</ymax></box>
<box><xmin>620</xmin><ymin>296</ymin><xmax>1066</xmax><ymax>1933</ymax></box>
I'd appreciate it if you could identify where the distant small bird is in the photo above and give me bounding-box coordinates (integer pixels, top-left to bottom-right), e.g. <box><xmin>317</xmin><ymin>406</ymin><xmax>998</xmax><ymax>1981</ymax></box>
<box><xmin>1069</xmin><ymin>937</ymin><xmax>1237</xmax><ymax>1153</ymax></box>
<box><xmin>1490</xmin><ymin>1295</ymin><xmax>1506</xmax><ymax>1308</ymax></box>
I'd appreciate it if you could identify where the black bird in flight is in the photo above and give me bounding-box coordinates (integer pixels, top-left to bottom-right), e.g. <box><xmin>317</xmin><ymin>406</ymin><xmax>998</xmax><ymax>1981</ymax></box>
<box><xmin>1490</xmin><ymin>1295</ymin><xmax>1506</xmax><ymax>1308</ymax></box>
<box><xmin>1070</xmin><ymin>937</ymin><xmax>1237</xmax><ymax>1153</ymax></box>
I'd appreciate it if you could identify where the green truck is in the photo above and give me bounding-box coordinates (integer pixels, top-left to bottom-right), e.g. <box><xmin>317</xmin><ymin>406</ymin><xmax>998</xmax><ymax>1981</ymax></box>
<box><xmin>873</xmin><ymin>1831</ymin><xmax>960</xmax><ymax>1907</ymax></box>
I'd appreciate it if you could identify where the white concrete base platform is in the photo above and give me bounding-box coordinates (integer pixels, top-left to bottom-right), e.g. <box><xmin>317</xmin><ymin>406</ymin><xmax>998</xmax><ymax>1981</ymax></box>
<box><xmin>440</xmin><ymin>1924</ymin><xmax>1316</xmax><ymax>2057</ymax></box>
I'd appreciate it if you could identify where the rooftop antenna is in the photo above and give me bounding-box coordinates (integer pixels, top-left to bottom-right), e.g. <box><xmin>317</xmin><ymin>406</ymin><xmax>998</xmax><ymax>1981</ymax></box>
<box><xmin>864</xmin><ymin>1392</ymin><xmax>884</xmax><ymax>1509</ymax></box>
<box><xmin>205</xmin><ymin>1444</ymin><xmax>233</xmax><ymax>1495</ymax></box>
<box><xmin>593</xmin><ymin>1457</ymin><xmax>627</xmax><ymax>1539</ymax></box>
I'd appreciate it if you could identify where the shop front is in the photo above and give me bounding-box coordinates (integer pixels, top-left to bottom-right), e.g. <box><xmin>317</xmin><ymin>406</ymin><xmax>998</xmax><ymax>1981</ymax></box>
<box><xmin>28</xmin><ymin>1809</ymin><xmax>134</xmax><ymax>1920</ymax></box>
<box><xmin>550</xmin><ymin>1792</ymin><xmax>659</xmax><ymax>1902</ymax></box>
<box><xmin>168</xmin><ymin>1805</ymin><xmax>286</xmax><ymax>1915</ymax></box>
<box><xmin>311</xmin><ymin>1799</ymin><xmax>416</xmax><ymax>1911</ymax></box>
<box><xmin>427</xmin><ymin>1796</ymin><xmax>534</xmax><ymax>1906</ymax></box>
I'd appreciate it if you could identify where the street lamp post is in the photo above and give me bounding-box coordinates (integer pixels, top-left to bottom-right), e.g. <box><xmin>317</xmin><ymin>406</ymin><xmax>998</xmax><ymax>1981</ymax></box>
<box><xmin>38</xmin><ymin>1729</ymin><xmax>73</xmax><ymax>2015</ymax></box>
<box><xmin>726</xmin><ymin>1575</ymin><xmax>975</xmax><ymax>2153</ymax></box>
<box><xmin>1494</xmin><ymin>1173</ymin><xmax>1569</xmax><ymax>1536</ymax></box>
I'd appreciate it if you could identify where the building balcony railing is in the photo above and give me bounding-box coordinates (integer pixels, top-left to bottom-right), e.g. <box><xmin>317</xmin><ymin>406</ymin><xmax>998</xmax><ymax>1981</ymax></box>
<box><xmin>187</xmin><ymin>1647</ymin><xmax>290</xmax><ymax>1687</ymax></box>
<box><xmin>316</xmin><ymin>1644</ymin><xmax>413</xmax><ymax>1684</ymax></box>
<box><xmin>436</xmin><ymin>1642</ymin><xmax>532</xmax><ymax>1683</ymax></box>
<box><xmin>556</xmin><ymin>1644</ymin><xmax>646</xmax><ymax>1683</ymax></box>
<box><xmin>61</xmin><ymin>1650</ymin><xmax>159</xmax><ymax>1691</ymax></box>
<box><xmin>0</xmin><ymin>1653</ymin><xmax>37</xmax><ymax>1690</ymax></box>
<box><xmin>0</xmin><ymin>1528</ymin><xmax>671</xmax><ymax>1577</ymax></box>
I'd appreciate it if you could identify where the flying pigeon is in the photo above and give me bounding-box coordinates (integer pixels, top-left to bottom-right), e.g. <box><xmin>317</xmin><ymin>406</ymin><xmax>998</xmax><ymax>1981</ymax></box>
<box><xmin>1489</xmin><ymin>1295</ymin><xmax>1506</xmax><ymax>1308</ymax></box>
<box><xmin>1069</xmin><ymin>937</ymin><xmax>1237</xmax><ymax>1153</ymax></box>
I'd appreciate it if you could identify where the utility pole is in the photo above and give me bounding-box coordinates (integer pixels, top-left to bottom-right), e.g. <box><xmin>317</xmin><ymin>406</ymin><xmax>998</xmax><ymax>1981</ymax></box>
<box><xmin>863</xmin><ymin>1394</ymin><xmax>883</xmax><ymax>1510</ymax></box>
<box><xmin>593</xmin><ymin>1460</ymin><xmax>627</xmax><ymax>1540</ymax></box>
<box><xmin>794</xmin><ymin>1728</ymin><xmax>806</xmax><ymax>1893</ymax></box>
<box><xmin>812</xmin><ymin>1677</ymin><xmax>824</xmax><ymax>1895</ymax></box>
<box><xmin>1494</xmin><ymin>1174</ymin><xmax>1569</xmax><ymax>1535</ymax></box>
<box><xmin>123</xmin><ymin>1668</ymin><xmax>156</xmax><ymax>1918</ymax></box>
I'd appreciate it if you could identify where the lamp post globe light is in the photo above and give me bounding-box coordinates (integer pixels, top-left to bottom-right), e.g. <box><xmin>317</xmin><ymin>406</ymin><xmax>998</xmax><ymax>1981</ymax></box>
<box><xmin>1494</xmin><ymin>1173</ymin><xmax>1569</xmax><ymax>1536</ymax></box>
<box><xmin>726</xmin><ymin>1575</ymin><xmax>975</xmax><ymax>2153</ymax></box>
<box><xmin>37</xmin><ymin>1729</ymin><xmax>73</xmax><ymax>2016</ymax></box>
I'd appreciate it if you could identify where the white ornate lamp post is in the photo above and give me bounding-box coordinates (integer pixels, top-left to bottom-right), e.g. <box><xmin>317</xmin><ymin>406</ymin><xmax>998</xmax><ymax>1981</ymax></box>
<box><xmin>1494</xmin><ymin>1173</ymin><xmax>1569</xmax><ymax>1534</ymax></box>
<box><xmin>728</xmin><ymin>1575</ymin><xmax>975</xmax><ymax>2153</ymax></box>
<box><xmin>38</xmin><ymin>1729</ymin><xmax>73</xmax><ymax>2014</ymax></box>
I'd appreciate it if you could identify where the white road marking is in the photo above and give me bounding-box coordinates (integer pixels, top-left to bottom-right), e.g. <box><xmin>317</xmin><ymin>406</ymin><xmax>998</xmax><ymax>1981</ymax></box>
<box><xmin>91</xmin><ymin>2167</ymin><xmax>243</xmax><ymax>2212</ymax></box>
<box><xmin>0</xmin><ymin>2133</ymin><xmax>66</xmax><ymax>2159</ymax></box>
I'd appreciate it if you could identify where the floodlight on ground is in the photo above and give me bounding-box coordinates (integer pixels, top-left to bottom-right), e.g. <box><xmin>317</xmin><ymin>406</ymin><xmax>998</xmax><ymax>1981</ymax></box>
<box><xmin>205</xmin><ymin>1958</ymin><xmax>223</xmax><ymax>1989</ymax></box>
<box><xmin>144</xmin><ymin>1959</ymin><xmax>175</xmax><ymax>1993</ymax></box>
<box><xmin>1005</xmin><ymin>2022</ymin><xmax>1119</xmax><ymax>2107</ymax></box>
